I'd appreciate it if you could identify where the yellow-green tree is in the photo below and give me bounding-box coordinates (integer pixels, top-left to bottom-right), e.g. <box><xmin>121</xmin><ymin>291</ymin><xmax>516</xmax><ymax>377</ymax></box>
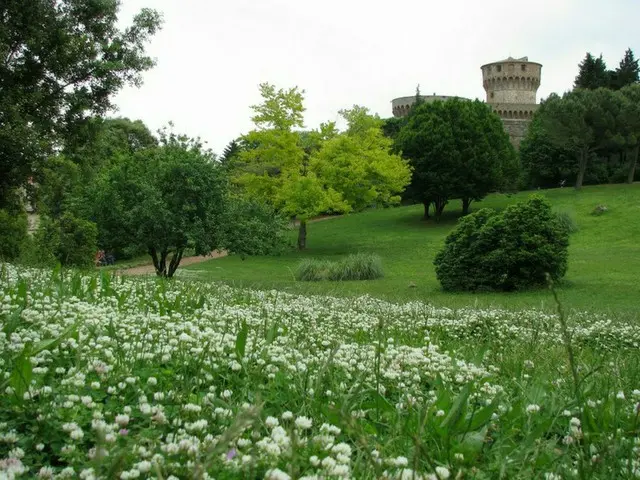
<box><xmin>235</xmin><ymin>85</ymin><xmax>411</xmax><ymax>250</ymax></box>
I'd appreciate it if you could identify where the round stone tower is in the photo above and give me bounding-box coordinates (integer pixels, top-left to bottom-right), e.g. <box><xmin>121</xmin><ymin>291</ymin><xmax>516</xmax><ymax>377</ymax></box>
<box><xmin>481</xmin><ymin>56</ymin><xmax>542</xmax><ymax>147</ymax></box>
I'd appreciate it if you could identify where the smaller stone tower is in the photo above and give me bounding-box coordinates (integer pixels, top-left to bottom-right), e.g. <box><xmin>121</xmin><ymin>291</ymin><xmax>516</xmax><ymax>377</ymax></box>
<box><xmin>481</xmin><ymin>56</ymin><xmax>542</xmax><ymax>147</ymax></box>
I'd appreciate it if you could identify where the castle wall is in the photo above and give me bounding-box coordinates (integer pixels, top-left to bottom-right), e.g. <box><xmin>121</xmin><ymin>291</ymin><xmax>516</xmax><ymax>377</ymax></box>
<box><xmin>501</xmin><ymin>119</ymin><xmax>531</xmax><ymax>149</ymax></box>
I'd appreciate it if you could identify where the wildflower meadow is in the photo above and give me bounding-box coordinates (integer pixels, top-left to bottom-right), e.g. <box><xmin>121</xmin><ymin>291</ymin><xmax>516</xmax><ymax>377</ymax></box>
<box><xmin>1</xmin><ymin>263</ymin><xmax>639</xmax><ymax>479</ymax></box>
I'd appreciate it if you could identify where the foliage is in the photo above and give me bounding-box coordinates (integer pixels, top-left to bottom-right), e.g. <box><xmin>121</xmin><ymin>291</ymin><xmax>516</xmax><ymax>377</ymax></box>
<box><xmin>434</xmin><ymin>195</ymin><xmax>570</xmax><ymax>291</ymax></box>
<box><xmin>90</xmin><ymin>129</ymin><xmax>227</xmax><ymax>277</ymax></box>
<box><xmin>221</xmin><ymin>197</ymin><xmax>292</xmax><ymax>258</ymax></box>
<box><xmin>234</xmin><ymin>84</ymin><xmax>410</xmax><ymax>250</ymax></box>
<box><xmin>0</xmin><ymin>208</ymin><xmax>27</xmax><ymax>260</ymax></box>
<box><xmin>312</xmin><ymin>106</ymin><xmax>411</xmax><ymax>212</ymax></box>
<box><xmin>529</xmin><ymin>85</ymin><xmax>640</xmax><ymax>189</ymax></box>
<box><xmin>0</xmin><ymin>0</ymin><xmax>162</xmax><ymax>206</ymax></box>
<box><xmin>611</xmin><ymin>48</ymin><xmax>639</xmax><ymax>90</ymax></box>
<box><xmin>396</xmin><ymin>99</ymin><xmax>517</xmax><ymax>219</ymax></box>
<box><xmin>574</xmin><ymin>53</ymin><xmax>610</xmax><ymax>90</ymax></box>
<box><xmin>33</xmin><ymin>213</ymin><xmax>98</xmax><ymax>267</ymax></box>
<box><xmin>295</xmin><ymin>253</ymin><xmax>384</xmax><ymax>281</ymax></box>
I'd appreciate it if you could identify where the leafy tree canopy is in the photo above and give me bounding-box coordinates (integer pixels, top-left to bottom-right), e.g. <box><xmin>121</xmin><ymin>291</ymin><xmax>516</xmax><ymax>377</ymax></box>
<box><xmin>234</xmin><ymin>84</ymin><xmax>411</xmax><ymax>249</ymax></box>
<box><xmin>91</xmin><ymin>129</ymin><xmax>227</xmax><ymax>277</ymax></box>
<box><xmin>0</xmin><ymin>0</ymin><xmax>162</xmax><ymax>207</ymax></box>
<box><xmin>396</xmin><ymin>99</ymin><xmax>517</xmax><ymax>219</ymax></box>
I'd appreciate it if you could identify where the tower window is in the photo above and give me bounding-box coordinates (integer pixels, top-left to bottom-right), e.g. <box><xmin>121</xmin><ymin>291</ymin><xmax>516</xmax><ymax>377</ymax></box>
<box><xmin>490</xmin><ymin>92</ymin><xmax>495</xmax><ymax>98</ymax></box>
<box><xmin>521</xmin><ymin>64</ymin><xmax>526</xmax><ymax>72</ymax></box>
<box><xmin>496</xmin><ymin>65</ymin><xmax>502</xmax><ymax>72</ymax></box>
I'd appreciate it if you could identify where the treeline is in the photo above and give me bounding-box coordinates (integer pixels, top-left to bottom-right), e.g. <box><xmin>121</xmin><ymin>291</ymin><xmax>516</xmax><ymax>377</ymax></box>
<box><xmin>521</xmin><ymin>48</ymin><xmax>639</xmax><ymax>189</ymax></box>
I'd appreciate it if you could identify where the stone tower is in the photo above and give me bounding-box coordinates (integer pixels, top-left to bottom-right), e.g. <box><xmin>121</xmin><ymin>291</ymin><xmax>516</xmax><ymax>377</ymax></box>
<box><xmin>481</xmin><ymin>56</ymin><xmax>542</xmax><ymax>147</ymax></box>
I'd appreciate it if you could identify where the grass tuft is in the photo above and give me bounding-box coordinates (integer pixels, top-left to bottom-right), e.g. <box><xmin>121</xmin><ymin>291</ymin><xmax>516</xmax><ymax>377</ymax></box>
<box><xmin>296</xmin><ymin>253</ymin><xmax>383</xmax><ymax>281</ymax></box>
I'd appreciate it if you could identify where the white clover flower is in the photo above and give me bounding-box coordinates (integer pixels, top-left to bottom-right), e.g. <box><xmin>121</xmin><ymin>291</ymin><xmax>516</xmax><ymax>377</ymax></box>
<box><xmin>70</xmin><ymin>428</ymin><xmax>84</xmax><ymax>440</ymax></box>
<box><xmin>309</xmin><ymin>455</ymin><xmax>320</xmax><ymax>466</ymax></box>
<box><xmin>616</xmin><ymin>391</ymin><xmax>625</xmax><ymax>400</ymax></box>
<box><xmin>136</xmin><ymin>461</ymin><xmax>152</xmax><ymax>473</ymax></box>
<box><xmin>147</xmin><ymin>377</ymin><xmax>158</xmax><ymax>386</ymax></box>
<box><xmin>295</xmin><ymin>416</ymin><xmax>313</xmax><ymax>430</ymax></box>
<box><xmin>435</xmin><ymin>466</ymin><xmax>450</xmax><ymax>479</ymax></box>
<box><xmin>526</xmin><ymin>404</ymin><xmax>540</xmax><ymax>414</ymax></box>
<box><xmin>115</xmin><ymin>414</ymin><xmax>130</xmax><ymax>426</ymax></box>
<box><xmin>282</xmin><ymin>411</ymin><xmax>293</xmax><ymax>420</ymax></box>
<box><xmin>265</xmin><ymin>468</ymin><xmax>291</xmax><ymax>480</ymax></box>
<box><xmin>435</xmin><ymin>410</ymin><xmax>445</xmax><ymax>417</ymax></box>
<box><xmin>265</xmin><ymin>416</ymin><xmax>279</xmax><ymax>428</ymax></box>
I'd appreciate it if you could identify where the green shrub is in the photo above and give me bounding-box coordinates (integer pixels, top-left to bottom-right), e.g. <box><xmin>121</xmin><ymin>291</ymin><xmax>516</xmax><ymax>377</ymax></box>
<box><xmin>295</xmin><ymin>258</ymin><xmax>333</xmax><ymax>281</ymax></box>
<box><xmin>295</xmin><ymin>253</ymin><xmax>384</xmax><ymax>281</ymax></box>
<box><xmin>34</xmin><ymin>214</ymin><xmax>98</xmax><ymax>267</ymax></box>
<box><xmin>0</xmin><ymin>208</ymin><xmax>28</xmax><ymax>260</ymax></box>
<box><xmin>434</xmin><ymin>194</ymin><xmax>569</xmax><ymax>291</ymax></box>
<box><xmin>554</xmin><ymin>210</ymin><xmax>579</xmax><ymax>234</ymax></box>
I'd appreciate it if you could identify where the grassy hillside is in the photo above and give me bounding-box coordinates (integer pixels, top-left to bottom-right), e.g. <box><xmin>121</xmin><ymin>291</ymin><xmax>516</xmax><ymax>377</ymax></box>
<box><xmin>186</xmin><ymin>184</ymin><xmax>640</xmax><ymax>315</ymax></box>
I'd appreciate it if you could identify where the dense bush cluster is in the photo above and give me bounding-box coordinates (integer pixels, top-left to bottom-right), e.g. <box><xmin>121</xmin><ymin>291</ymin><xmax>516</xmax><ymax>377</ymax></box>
<box><xmin>434</xmin><ymin>195</ymin><xmax>570</xmax><ymax>291</ymax></box>
<box><xmin>295</xmin><ymin>253</ymin><xmax>384</xmax><ymax>281</ymax></box>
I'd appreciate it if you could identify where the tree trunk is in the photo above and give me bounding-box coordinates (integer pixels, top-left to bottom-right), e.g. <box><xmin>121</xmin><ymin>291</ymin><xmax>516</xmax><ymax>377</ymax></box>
<box><xmin>422</xmin><ymin>201</ymin><xmax>431</xmax><ymax>220</ymax></box>
<box><xmin>153</xmin><ymin>248</ymin><xmax>169</xmax><ymax>277</ymax></box>
<box><xmin>297</xmin><ymin>220</ymin><xmax>307</xmax><ymax>250</ymax></box>
<box><xmin>627</xmin><ymin>146</ymin><xmax>639</xmax><ymax>184</ymax></box>
<box><xmin>167</xmin><ymin>248</ymin><xmax>184</xmax><ymax>278</ymax></box>
<box><xmin>462</xmin><ymin>197</ymin><xmax>472</xmax><ymax>216</ymax></box>
<box><xmin>575</xmin><ymin>149</ymin><xmax>588</xmax><ymax>190</ymax></box>
<box><xmin>434</xmin><ymin>197</ymin><xmax>447</xmax><ymax>222</ymax></box>
<box><xmin>149</xmin><ymin>247</ymin><xmax>161</xmax><ymax>275</ymax></box>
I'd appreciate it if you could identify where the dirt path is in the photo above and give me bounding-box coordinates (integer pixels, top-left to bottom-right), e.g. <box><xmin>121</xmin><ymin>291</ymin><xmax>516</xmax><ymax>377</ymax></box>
<box><xmin>118</xmin><ymin>214</ymin><xmax>344</xmax><ymax>276</ymax></box>
<box><xmin>118</xmin><ymin>250</ymin><xmax>228</xmax><ymax>276</ymax></box>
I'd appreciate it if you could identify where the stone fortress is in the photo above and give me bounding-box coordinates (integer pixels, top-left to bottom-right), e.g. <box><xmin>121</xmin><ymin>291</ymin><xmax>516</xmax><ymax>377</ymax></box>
<box><xmin>391</xmin><ymin>56</ymin><xmax>542</xmax><ymax>147</ymax></box>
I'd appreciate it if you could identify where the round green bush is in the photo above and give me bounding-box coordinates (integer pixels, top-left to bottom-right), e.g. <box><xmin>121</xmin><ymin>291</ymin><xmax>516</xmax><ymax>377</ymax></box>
<box><xmin>434</xmin><ymin>194</ymin><xmax>569</xmax><ymax>291</ymax></box>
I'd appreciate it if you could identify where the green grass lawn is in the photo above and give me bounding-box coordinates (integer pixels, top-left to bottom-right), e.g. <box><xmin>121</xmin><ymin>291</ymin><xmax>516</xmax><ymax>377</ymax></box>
<box><xmin>185</xmin><ymin>183</ymin><xmax>640</xmax><ymax>316</ymax></box>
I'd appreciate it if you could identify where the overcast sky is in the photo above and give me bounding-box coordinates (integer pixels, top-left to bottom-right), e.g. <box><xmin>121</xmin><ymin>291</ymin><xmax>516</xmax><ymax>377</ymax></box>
<box><xmin>113</xmin><ymin>0</ymin><xmax>638</xmax><ymax>155</ymax></box>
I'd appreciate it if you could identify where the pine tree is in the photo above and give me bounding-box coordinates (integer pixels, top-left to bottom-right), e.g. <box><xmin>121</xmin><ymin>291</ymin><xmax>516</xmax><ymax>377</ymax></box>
<box><xmin>574</xmin><ymin>53</ymin><xmax>610</xmax><ymax>90</ymax></box>
<box><xmin>612</xmin><ymin>48</ymin><xmax>639</xmax><ymax>90</ymax></box>
<box><xmin>221</xmin><ymin>139</ymin><xmax>241</xmax><ymax>165</ymax></box>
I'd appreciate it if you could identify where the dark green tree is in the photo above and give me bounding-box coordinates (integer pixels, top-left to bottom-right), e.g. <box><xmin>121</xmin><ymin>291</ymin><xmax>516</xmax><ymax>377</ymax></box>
<box><xmin>611</xmin><ymin>48</ymin><xmax>639</xmax><ymax>90</ymax></box>
<box><xmin>538</xmin><ymin>89</ymin><xmax>614</xmax><ymax>189</ymax></box>
<box><xmin>221</xmin><ymin>139</ymin><xmax>242</xmax><ymax>166</ymax></box>
<box><xmin>396</xmin><ymin>99</ymin><xmax>516</xmax><ymax>220</ymax></box>
<box><xmin>574</xmin><ymin>53</ymin><xmax>610</xmax><ymax>90</ymax></box>
<box><xmin>0</xmin><ymin>0</ymin><xmax>162</xmax><ymax>207</ymax></box>
<box><xmin>91</xmin><ymin>130</ymin><xmax>227</xmax><ymax>277</ymax></box>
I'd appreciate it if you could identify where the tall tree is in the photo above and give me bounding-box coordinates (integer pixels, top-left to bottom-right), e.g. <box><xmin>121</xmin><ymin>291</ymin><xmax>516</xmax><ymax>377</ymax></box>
<box><xmin>574</xmin><ymin>53</ymin><xmax>610</xmax><ymax>90</ymax></box>
<box><xmin>91</xmin><ymin>129</ymin><xmax>226</xmax><ymax>277</ymax></box>
<box><xmin>538</xmin><ymin>89</ymin><xmax>617</xmax><ymax>189</ymax></box>
<box><xmin>396</xmin><ymin>99</ymin><xmax>515</xmax><ymax>220</ymax></box>
<box><xmin>0</xmin><ymin>0</ymin><xmax>162</xmax><ymax>207</ymax></box>
<box><xmin>235</xmin><ymin>84</ymin><xmax>410</xmax><ymax>249</ymax></box>
<box><xmin>612</xmin><ymin>48</ymin><xmax>639</xmax><ymax>90</ymax></box>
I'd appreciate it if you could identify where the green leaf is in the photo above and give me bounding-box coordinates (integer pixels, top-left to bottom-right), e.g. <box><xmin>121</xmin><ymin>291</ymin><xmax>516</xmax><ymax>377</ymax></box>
<box><xmin>10</xmin><ymin>350</ymin><xmax>33</xmax><ymax>400</ymax></box>
<box><xmin>440</xmin><ymin>384</ymin><xmax>471</xmax><ymax>431</ymax></box>
<box><xmin>235</xmin><ymin>320</ymin><xmax>248</xmax><ymax>360</ymax></box>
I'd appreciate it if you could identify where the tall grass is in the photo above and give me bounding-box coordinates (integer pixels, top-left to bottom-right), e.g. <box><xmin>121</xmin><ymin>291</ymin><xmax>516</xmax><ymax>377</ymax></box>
<box><xmin>295</xmin><ymin>253</ymin><xmax>384</xmax><ymax>281</ymax></box>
